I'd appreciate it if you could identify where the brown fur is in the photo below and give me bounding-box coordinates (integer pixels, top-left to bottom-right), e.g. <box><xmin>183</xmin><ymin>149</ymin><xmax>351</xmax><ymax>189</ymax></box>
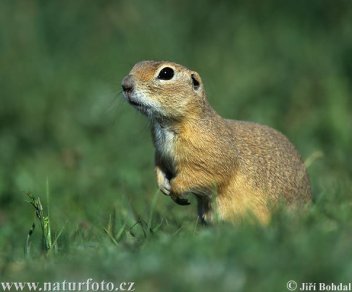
<box><xmin>122</xmin><ymin>60</ymin><xmax>311</xmax><ymax>224</ymax></box>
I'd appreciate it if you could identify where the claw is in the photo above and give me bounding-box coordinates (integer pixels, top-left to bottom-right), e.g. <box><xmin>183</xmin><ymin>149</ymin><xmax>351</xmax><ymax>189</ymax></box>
<box><xmin>160</xmin><ymin>179</ymin><xmax>171</xmax><ymax>196</ymax></box>
<box><xmin>160</xmin><ymin>187</ymin><xmax>170</xmax><ymax>196</ymax></box>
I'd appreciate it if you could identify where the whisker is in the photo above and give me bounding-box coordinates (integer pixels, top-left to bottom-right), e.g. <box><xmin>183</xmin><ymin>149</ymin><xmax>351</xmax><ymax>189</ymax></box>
<box><xmin>105</xmin><ymin>96</ymin><xmax>122</xmax><ymax>114</ymax></box>
<box><xmin>92</xmin><ymin>89</ymin><xmax>126</xmax><ymax>127</ymax></box>
<box><xmin>141</xmin><ymin>117</ymin><xmax>152</xmax><ymax>134</ymax></box>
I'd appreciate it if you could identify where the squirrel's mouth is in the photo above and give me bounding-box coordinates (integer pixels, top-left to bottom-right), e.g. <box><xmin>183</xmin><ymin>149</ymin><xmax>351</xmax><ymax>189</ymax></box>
<box><xmin>128</xmin><ymin>99</ymin><xmax>143</xmax><ymax>107</ymax></box>
<box><xmin>127</xmin><ymin>97</ymin><xmax>150</xmax><ymax>114</ymax></box>
<box><xmin>123</xmin><ymin>90</ymin><xmax>156</xmax><ymax>117</ymax></box>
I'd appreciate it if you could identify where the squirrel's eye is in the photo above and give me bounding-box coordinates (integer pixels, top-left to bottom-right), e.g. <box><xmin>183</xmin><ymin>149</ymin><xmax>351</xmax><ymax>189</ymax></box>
<box><xmin>157</xmin><ymin>67</ymin><xmax>174</xmax><ymax>80</ymax></box>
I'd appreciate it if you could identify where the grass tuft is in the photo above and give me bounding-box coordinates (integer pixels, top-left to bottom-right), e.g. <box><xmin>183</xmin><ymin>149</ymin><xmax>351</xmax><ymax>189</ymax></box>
<box><xmin>25</xmin><ymin>192</ymin><xmax>57</xmax><ymax>257</ymax></box>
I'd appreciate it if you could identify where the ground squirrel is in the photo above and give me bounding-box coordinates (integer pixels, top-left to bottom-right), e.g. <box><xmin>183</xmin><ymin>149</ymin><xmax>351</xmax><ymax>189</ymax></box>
<box><xmin>121</xmin><ymin>60</ymin><xmax>311</xmax><ymax>224</ymax></box>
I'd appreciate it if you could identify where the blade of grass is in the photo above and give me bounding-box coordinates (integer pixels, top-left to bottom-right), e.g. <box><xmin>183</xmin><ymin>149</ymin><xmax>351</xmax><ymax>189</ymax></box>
<box><xmin>147</xmin><ymin>190</ymin><xmax>160</xmax><ymax>232</ymax></box>
<box><xmin>24</xmin><ymin>222</ymin><xmax>35</xmax><ymax>258</ymax></box>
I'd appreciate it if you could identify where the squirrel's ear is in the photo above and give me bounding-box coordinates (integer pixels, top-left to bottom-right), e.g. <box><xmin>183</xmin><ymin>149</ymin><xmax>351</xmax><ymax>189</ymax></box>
<box><xmin>191</xmin><ymin>72</ymin><xmax>201</xmax><ymax>91</ymax></box>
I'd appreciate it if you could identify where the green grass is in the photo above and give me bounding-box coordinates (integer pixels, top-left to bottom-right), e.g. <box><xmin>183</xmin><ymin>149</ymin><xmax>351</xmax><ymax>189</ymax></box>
<box><xmin>0</xmin><ymin>1</ymin><xmax>352</xmax><ymax>291</ymax></box>
<box><xmin>2</xmin><ymin>188</ymin><xmax>352</xmax><ymax>291</ymax></box>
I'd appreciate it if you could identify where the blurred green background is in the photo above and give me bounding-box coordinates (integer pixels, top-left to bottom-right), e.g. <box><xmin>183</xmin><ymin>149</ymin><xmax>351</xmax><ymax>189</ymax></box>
<box><xmin>0</xmin><ymin>1</ymin><xmax>351</xmax><ymax>291</ymax></box>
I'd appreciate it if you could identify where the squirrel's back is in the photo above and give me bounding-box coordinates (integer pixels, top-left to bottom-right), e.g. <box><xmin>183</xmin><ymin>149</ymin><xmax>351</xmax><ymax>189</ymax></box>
<box><xmin>227</xmin><ymin>120</ymin><xmax>311</xmax><ymax>204</ymax></box>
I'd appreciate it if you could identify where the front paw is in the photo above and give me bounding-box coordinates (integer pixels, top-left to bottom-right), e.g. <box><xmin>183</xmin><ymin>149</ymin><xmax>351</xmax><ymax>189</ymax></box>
<box><xmin>159</xmin><ymin>179</ymin><xmax>171</xmax><ymax>196</ymax></box>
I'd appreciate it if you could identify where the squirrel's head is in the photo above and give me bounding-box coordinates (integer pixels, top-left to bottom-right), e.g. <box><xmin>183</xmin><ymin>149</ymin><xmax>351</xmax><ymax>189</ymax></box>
<box><xmin>122</xmin><ymin>61</ymin><xmax>207</xmax><ymax>121</ymax></box>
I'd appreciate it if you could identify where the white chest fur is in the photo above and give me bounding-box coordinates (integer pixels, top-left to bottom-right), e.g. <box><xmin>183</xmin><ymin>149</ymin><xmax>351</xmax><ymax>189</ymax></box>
<box><xmin>152</xmin><ymin>122</ymin><xmax>176</xmax><ymax>158</ymax></box>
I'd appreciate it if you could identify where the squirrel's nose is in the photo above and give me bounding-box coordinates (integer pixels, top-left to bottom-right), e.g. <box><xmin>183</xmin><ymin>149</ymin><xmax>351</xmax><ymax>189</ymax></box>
<box><xmin>122</xmin><ymin>75</ymin><xmax>134</xmax><ymax>93</ymax></box>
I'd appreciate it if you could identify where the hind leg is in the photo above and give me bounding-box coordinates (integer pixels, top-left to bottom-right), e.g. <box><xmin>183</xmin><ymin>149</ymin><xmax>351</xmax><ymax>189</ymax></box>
<box><xmin>217</xmin><ymin>178</ymin><xmax>271</xmax><ymax>224</ymax></box>
<box><xmin>195</xmin><ymin>194</ymin><xmax>212</xmax><ymax>225</ymax></box>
